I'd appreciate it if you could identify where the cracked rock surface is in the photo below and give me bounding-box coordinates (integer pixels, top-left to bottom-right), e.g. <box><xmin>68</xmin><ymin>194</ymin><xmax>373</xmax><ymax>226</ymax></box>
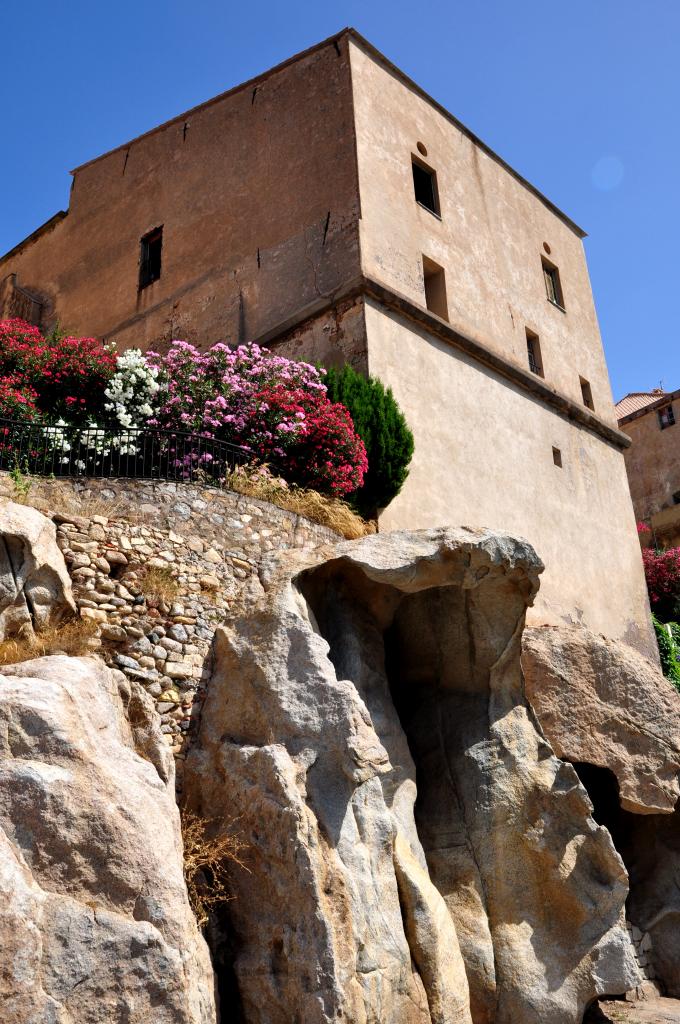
<box><xmin>522</xmin><ymin>624</ymin><xmax>680</xmax><ymax>816</ymax></box>
<box><xmin>185</xmin><ymin>527</ymin><xmax>638</xmax><ymax>1024</ymax></box>
<box><xmin>0</xmin><ymin>499</ymin><xmax>75</xmax><ymax>640</ymax></box>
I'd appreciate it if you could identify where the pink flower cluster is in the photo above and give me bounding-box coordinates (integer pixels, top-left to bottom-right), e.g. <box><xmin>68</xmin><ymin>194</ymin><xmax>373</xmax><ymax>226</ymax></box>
<box><xmin>146</xmin><ymin>341</ymin><xmax>367</xmax><ymax>495</ymax></box>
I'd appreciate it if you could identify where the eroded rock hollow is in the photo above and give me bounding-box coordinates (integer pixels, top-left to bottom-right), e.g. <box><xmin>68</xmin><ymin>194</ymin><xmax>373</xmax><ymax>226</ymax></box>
<box><xmin>184</xmin><ymin>528</ymin><xmax>639</xmax><ymax>1024</ymax></box>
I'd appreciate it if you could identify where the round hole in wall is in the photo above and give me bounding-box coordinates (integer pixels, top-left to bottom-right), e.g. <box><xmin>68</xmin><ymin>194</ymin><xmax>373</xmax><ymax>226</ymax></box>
<box><xmin>416</xmin><ymin>141</ymin><xmax>428</xmax><ymax>157</ymax></box>
<box><xmin>543</xmin><ymin>242</ymin><xmax>552</xmax><ymax>255</ymax></box>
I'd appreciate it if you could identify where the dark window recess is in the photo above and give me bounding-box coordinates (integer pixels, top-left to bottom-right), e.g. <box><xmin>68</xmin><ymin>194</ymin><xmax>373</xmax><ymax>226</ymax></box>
<box><xmin>659</xmin><ymin>405</ymin><xmax>676</xmax><ymax>430</ymax></box>
<box><xmin>673</xmin><ymin>490</ymin><xmax>680</xmax><ymax>506</ymax></box>
<box><xmin>580</xmin><ymin>377</ymin><xmax>595</xmax><ymax>410</ymax></box>
<box><xmin>412</xmin><ymin>160</ymin><xmax>439</xmax><ymax>215</ymax></box>
<box><xmin>552</xmin><ymin>446</ymin><xmax>563</xmax><ymax>468</ymax></box>
<box><xmin>422</xmin><ymin>255</ymin><xmax>448</xmax><ymax>320</ymax></box>
<box><xmin>542</xmin><ymin>258</ymin><xmax>564</xmax><ymax>309</ymax></box>
<box><xmin>139</xmin><ymin>227</ymin><xmax>163</xmax><ymax>289</ymax></box>
<box><xmin>526</xmin><ymin>329</ymin><xmax>543</xmax><ymax>377</ymax></box>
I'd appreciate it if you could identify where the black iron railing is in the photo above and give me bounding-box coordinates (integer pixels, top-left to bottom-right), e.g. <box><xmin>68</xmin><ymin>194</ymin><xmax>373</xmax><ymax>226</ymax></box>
<box><xmin>0</xmin><ymin>418</ymin><xmax>250</xmax><ymax>488</ymax></box>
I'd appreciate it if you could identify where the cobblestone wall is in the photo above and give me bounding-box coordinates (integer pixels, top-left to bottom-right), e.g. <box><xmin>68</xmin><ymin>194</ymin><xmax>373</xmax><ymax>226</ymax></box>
<box><xmin>626</xmin><ymin>918</ymin><xmax>660</xmax><ymax>997</ymax></box>
<box><xmin>3</xmin><ymin>477</ymin><xmax>338</xmax><ymax>786</ymax></box>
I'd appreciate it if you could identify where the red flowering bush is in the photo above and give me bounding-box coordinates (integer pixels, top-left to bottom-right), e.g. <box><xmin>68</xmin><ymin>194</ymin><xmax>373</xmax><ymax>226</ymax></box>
<box><xmin>0</xmin><ymin>377</ymin><xmax>42</xmax><ymax>421</ymax></box>
<box><xmin>0</xmin><ymin>319</ymin><xmax>116</xmax><ymax>423</ymax></box>
<box><xmin>642</xmin><ymin>546</ymin><xmax>680</xmax><ymax>620</ymax></box>
<box><xmin>243</xmin><ymin>385</ymin><xmax>368</xmax><ymax>495</ymax></box>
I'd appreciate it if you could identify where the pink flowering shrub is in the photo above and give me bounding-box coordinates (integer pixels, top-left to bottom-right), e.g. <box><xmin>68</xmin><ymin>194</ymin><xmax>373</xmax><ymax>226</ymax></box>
<box><xmin>147</xmin><ymin>342</ymin><xmax>367</xmax><ymax>495</ymax></box>
<box><xmin>0</xmin><ymin>323</ymin><xmax>369</xmax><ymax>499</ymax></box>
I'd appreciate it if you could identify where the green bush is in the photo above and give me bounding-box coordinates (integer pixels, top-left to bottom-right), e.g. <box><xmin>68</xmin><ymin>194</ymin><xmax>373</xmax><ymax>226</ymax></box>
<box><xmin>652</xmin><ymin>614</ymin><xmax>680</xmax><ymax>691</ymax></box>
<box><xmin>323</xmin><ymin>364</ymin><xmax>414</xmax><ymax>518</ymax></box>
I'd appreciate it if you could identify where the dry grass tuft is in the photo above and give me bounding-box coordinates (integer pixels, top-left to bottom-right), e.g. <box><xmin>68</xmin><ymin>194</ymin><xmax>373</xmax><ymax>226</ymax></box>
<box><xmin>224</xmin><ymin>467</ymin><xmax>372</xmax><ymax>540</ymax></box>
<box><xmin>181</xmin><ymin>810</ymin><xmax>249</xmax><ymax>927</ymax></box>
<box><xmin>0</xmin><ymin>477</ymin><xmax>130</xmax><ymax>523</ymax></box>
<box><xmin>0</xmin><ymin>616</ymin><xmax>100</xmax><ymax>666</ymax></box>
<box><xmin>138</xmin><ymin>565</ymin><xmax>180</xmax><ymax>604</ymax></box>
<box><xmin>37</xmin><ymin>488</ymin><xmax>129</xmax><ymax>523</ymax></box>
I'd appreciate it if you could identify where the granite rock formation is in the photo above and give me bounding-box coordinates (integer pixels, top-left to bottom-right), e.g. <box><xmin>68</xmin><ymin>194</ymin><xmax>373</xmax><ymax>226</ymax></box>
<box><xmin>184</xmin><ymin>528</ymin><xmax>639</xmax><ymax>1024</ymax></box>
<box><xmin>0</xmin><ymin>498</ymin><xmax>75</xmax><ymax>640</ymax></box>
<box><xmin>523</xmin><ymin>624</ymin><xmax>680</xmax><ymax>1000</ymax></box>
<box><xmin>0</xmin><ymin>655</ymin><xmax>215</xmax><ymax>1023</ymax></box>
<box><xmin>522</xmin><ymin>625</ymin><xmax>680</xmax><ymax>815</ymax></box>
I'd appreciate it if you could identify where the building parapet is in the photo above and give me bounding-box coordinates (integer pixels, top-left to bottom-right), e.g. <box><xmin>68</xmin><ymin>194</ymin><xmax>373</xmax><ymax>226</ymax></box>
<box><xmin>261</xmin><ymin>274</ymin><xmax>632</xmax><ymax>453</ymax></box>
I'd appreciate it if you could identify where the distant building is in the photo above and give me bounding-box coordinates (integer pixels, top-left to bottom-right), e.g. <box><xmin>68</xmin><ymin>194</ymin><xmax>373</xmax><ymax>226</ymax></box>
<box><xmin>617</xmin><ymin>388</ymin><xmax>680</xmax><ymax>548</ymax></box>
<box><xmin>0</xmin><ymin>29</ymin><xmax>655</xmax><ymax>657</ymax></box>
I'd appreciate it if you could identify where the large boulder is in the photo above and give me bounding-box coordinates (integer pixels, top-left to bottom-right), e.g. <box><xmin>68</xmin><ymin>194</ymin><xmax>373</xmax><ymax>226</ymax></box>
<box><xmin>184</xmin><ymin>527</ymin><xmax>638</xmax><ymax>1024</ymax></box>
<box><xmin>522</xmin><ymin>624</ymin><xmax>680</xmax><ymax>998</ymax></box>
<box><xmin>522</xmin><ymin>624</ymin><xmax>680</xmax><ymax>815</ymax></box>
<box><xmin>0</xmin><ymin>655</ymin><xmax>216</xmax><ymax>1023</ymax></box>
<box><xmin>0</xmin><ymin>499</ymin><xmax>75</xmax><ymax>639</ymax></box>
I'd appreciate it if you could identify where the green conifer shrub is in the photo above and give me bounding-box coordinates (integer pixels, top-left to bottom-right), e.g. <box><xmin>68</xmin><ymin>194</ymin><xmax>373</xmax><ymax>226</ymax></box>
<box><xmin>652</xmin><ymin>614</ymin><xmax>680</xmax><ymax>691</ymax></box>
<box><xmin>323</xmin><ymin>364</ymin><xmax>414</xmax><ymax>518</ymax></box>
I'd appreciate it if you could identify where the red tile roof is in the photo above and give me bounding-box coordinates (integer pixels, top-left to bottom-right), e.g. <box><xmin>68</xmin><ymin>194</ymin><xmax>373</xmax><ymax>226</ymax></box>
<box><xmin>615</xmin><ymin>391</ymin><xmax>668</xmax><ymax>419</ymax></box>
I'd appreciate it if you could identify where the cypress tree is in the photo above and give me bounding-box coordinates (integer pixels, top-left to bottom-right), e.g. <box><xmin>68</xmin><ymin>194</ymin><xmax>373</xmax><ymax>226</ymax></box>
<box><xmin>324</xmin><ymin>364</ymin><xmax>414</xmax><ymax>518</ymax></box>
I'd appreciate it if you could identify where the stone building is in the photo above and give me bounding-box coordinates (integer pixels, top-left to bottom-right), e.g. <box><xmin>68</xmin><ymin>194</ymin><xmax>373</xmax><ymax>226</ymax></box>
<box><xmin>617</xmin><ymin>388</ymin><xmax>680</xmax><ymax>548</ymax></box>
<box><xmin>0</xmin><ymin>29</ymin><xmax>653</xmax><ymax>656</ymax></box>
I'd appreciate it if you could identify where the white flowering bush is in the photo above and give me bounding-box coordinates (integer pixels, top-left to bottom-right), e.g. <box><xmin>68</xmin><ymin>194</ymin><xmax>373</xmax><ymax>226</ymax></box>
<box><xmin>104</xmin><ymin>349</ymin><xmax>160</xmax><ymax>430</ymax></box>
<box><xmin>43</xmin><ymin>419</ymin><xmax>72</xmax><ymax>464</ymax></box>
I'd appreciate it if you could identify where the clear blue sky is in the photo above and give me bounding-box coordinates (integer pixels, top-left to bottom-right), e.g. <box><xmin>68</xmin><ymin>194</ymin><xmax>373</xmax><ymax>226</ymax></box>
<box><xmin>2</xmin><ymin>0</ymin><xmax>678</xmax><ymax>400</ymax></box>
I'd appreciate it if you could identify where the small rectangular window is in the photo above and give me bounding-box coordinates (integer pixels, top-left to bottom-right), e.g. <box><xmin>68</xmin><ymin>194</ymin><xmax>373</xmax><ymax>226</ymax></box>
<box><xmin>422</xmin><ymin>255</ymin><xmax>448</xmax><ymax>320</ymax></box>
<box><xmin>526</xmin><ymin>329</ymin><xmax>544</xmax><ymax>377</ymax></box>
<box><xmin>552</xmin><ymin>446</ymin><xmax>563</xmax><ymax>468</ymax></box>
<box><xmin>542</xmin><ymin>258</ymin><xmax>564</xmax><ymax>309</ymax></box>
<box><xmin>139</xmin><ymin>226</ymin><xmax>163</xmax><ymax>289</ymax></box>
<box><xmin>580</xmin><ymin>377</ymin><xmax>594</xmax><ymax>410</ymax></box>
<box><xmin>673</xmin><ymin>490</ymin><xmax>680</xmax><ymax>505</ymax></box>
<box><xmin>658</xmin><ymin>405</ymin><xmax>676</xmax><ymax>430</ymax></box>
<box><xmin>412</xmin><ymin>159</ymin><xmax>440</xmax><ymax>216</ymax></box>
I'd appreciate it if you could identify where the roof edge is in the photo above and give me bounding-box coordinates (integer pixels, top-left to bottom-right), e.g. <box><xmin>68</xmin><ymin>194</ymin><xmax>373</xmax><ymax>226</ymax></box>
<box><xmin>345</xmin><ymin>30</ymin><xmax>586</xmax><ymax>239</ymax></box>
<box><xmin>618</xmin><ymin>387</ymin><xmax>680</xmax><ymax>425</ymax></box>
<box><xmin>69</xmin><ymin>29</ymin><xmax>353</xmax><ymax>175</ymax></box>
<box><xmin>66</xmin><ymin>27</ymin><xmax>587</xmax><ymax>238</ymax></box>
<box><xmin>0</xmin><ymin>210</ymin><xmax>68</xmax><ymax>265</ymax></box>
<box><xmin>260</xmin><ymin>274</ymin><xmax>627</xmax><ymax>450</ymax></box>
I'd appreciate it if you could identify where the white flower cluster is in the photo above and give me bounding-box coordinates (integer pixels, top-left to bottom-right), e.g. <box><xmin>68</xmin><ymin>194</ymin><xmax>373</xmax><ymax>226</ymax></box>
<box><xmin>42</xmin><ymin>418</ymin><xmax>72</xmax><ymax>464</ymax></box>
<box><xmin>104</xmin><ymin>349</ymin><xmax>160</xmax><ymax>430</ymax></box>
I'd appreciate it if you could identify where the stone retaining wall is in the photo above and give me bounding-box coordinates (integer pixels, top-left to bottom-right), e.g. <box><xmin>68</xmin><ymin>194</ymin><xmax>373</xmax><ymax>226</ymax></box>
<box><xmin>626</xmin><ymin>919</ymin><xmax>660</xmax><ymax>997</ymax></box>
<box><xmin>1</xmin><ymin>476</ymin><xmax>338</xmax><ymax>785</ymax></box>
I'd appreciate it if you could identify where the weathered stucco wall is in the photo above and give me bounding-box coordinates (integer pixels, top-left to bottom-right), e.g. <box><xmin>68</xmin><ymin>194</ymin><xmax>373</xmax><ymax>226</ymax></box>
<box><xmin>366</xmin><ymin>301</ymin><xmax>655</xmax><ymax>657</ymax></box>
<box><xmin>349</xmin><ymin>38</ymin><xmax>617</xmax><ymax>426</ymax></box>
<box><xmin>621</xmin><ymin>401</ymin><xmax>680</xmax><ymax>522</ymax></box>
<box><xmin>266</xmin><ymin>293</ymin><xmax>368</xmax><ymax>372</ymax></box>
<box><xmin>0</xmin><ymin>37</ymin><xmax>361</xmax><ymax>352</ymax></box>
